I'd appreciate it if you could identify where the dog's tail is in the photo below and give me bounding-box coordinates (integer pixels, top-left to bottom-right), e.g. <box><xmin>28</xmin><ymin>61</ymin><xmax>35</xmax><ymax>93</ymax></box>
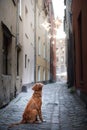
<box><xmin>7</xmin><ymin>120</ymin><xmax>24</xmax><ymax>129</ymax></box>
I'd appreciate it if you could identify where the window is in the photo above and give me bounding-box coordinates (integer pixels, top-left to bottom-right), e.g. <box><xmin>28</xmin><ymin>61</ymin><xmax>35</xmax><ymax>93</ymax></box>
<box><xmin>25</xmin><ymin>6</ymin><xmax>28</xmax><ymax>14</ymax></box>
<box><xmin>56</xmin><ymin>48</ymin><xmax>59</xmax><ymax>54</ymax></box>
<box><xmin>48</xmin><ymin>70</ymin><xmax>50</xmax><ymax>80</ymax></box>
<box><xmin>31</xmin><ymin>23</ymin><xmax>32</xmax><ymax>27</ymax></box>
<box><xmin>47</xmin><ymin>41</ymin><xmax>50</xmax><ymax>62</ymax></box>
<box><xmin>3</xmin><ymin>34</ymin><xmax>12</xmax><ymax>75</ymax></box>
<box><xmin>61</xmin><ymin>47</ymin><xmax>64</xmax><ymax>53</ymax></box>
<box><xmin>38</xmin><ymin>13</ymin><xmax>40</xmax><ymax>28</ymax></box>
<box><xmin>43</xmin><ymin>43</ymin><xmax>46</xmax><ymax>58</ymax></box>
<box><xmin>2</xmin><ymin>22</ymin><xmax>12</xmax><ymax>75</ymax></box>
<box><xmin>38</xmin><ymin>66</ymin><xmax>40</xmax><ymax>81</ymax></box>
<box><xmin>38</xmin><ymin>37</ymin><xmax>41</xmax><ymax>55</ymax></box>
<box><xmin>43</xmin><ymin>69</ymin><xmax>45</xmax><ymax>81</ymax></box>
<box><xmin>61</xmin><ymin>56</ymin><xmax>64</xmax><ymax>64</ymax></box>
<box><xmin>28</xmin><ymin>59</ymin><xmax>30</xmax><ymax>74</ymax></box>
<box><xmin>17</xmin><ymin>50</ymin><xmax>20</xmax><ymax>75</ymax></box>
<box><xmin>57</xmin><ymin>57</ymin><xmax>59</xmax><ymax>62</ymax></box>
<box><xmin>25</xmin><ymin>54</ymin><xmax>27</xmax><ymax>68</ymax></box>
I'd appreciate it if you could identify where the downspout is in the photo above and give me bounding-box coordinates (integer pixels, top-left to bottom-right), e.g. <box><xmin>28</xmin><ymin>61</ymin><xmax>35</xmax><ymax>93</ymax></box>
<box><xmin>15</xmin><ymin>1</ymin><xmax>19</xmax><ymax>97</ymax></box>
<box><xmin>16</xmin><ymin>1</ymin><xmax>19</xmax><ymax>46</ymax></box>
<box><xmin>34</xmin><ymin>1</ymin><xmax>36</xmax><ymax>83</ymax></box>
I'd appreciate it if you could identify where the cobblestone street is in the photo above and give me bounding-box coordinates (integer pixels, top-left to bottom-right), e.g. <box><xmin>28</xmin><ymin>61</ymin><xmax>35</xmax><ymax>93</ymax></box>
<box><xmin>0</xmin><ymin>82</ymin><xmax>87</xmax><ymax>130</ymax></box>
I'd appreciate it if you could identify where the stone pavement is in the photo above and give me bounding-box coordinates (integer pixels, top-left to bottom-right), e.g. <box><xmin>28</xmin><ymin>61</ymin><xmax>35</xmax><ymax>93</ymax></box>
<box><xmin>0</xmin><ymin>82</ymin><xmax>87</xmax><ymax>130</ymax></box>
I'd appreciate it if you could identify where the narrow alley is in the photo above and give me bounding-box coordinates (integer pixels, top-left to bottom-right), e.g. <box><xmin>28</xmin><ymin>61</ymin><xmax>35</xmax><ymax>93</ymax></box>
<box><xmin>0</xmin><ymin>0</ymin><xmax>87</xmax><ymax>129</ymax></box>
<box><xmin>0</xmin><ymin>82</ymin><xmax>87</xmax><ymax>130</ymax></box>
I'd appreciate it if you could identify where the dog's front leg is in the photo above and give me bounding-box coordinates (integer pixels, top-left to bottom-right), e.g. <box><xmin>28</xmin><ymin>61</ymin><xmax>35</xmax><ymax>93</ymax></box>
<box><xmin>38</xmin><ymin>109</ymin><xmax>43</xmax><ymax>122</ymax></box>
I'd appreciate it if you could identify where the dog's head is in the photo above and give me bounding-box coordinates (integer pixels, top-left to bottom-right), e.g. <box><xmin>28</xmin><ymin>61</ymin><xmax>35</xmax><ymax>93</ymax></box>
<box><xmin>32</xmin><ymin>83</ymin><xmax>44</xmax><ymax>91</ymax></box>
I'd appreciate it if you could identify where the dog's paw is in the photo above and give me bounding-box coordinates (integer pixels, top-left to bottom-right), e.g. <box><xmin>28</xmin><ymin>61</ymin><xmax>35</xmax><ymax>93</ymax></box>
<box><xmin>42</xmin><ymin>119</ymin><xmax>46</xmax><ymax>122</ymax></box>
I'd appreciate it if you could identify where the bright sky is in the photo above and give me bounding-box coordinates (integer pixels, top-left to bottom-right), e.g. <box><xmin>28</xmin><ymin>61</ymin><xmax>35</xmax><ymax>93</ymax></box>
<box><xmin>52</xmin><ymin>0</ymin><xmax>64</xmax><ymax>19</ymax></box>
<box><xmin>52</xmin><ymin>0</ymin><xmax>66</xmax><ymax>39</ymax></box>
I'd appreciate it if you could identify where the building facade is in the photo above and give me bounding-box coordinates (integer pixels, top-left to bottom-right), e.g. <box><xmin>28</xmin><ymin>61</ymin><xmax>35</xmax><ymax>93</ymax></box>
<box><xmin>64</xmin><ymin>0</ymin><xmax>74</xmax><ymax>87</ymax></box>
<box><xmin>0</xmin><ymin>0</ymin><xmax>56</xmax><ymax>108</ymax></box>
<box><xmin>34</xmin><ymin>0</ymin><xmax>50</xmax><ymax>83</ymax></box>
<box><xmin>34</xmin><ymin>0</ymin><xmax>56</xmax><ymax>83</ymax></box>
<box><xmin>21</xmin><ymin>0</ymin><xmax>35</xmax><ymax>86</ymax></box>
<box><xmin>45</xmin><ymin>0</ymin><xmax>57</xmax><ymax>82</ymax></box>
<box><xmin>0</xmin><ymin>0</ymin><xmax>19</xmax><ymax>107</ymax></box>
<box><xmin>72</xmin><ymin>0</ymin><xmax>87</xmax><ymax>104</ymax></box>
<box><xmin>56</xmin><ymin>38</ymin><xmax>66</xmax><ymax>81</ymax></box>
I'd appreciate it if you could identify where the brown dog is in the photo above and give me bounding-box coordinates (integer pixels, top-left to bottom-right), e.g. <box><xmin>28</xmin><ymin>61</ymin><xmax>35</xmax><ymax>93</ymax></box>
<box><xmin>8</xmin><ymin>83</ymin><xmax>44</xmax><ymax>128</ymax></box>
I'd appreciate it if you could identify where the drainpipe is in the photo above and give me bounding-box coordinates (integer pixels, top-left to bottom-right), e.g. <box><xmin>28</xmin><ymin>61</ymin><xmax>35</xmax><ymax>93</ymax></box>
<box><xmin>34</xmin><ymin>1</ymin><xmax>36</xmax><ymax>83</ymax></box>
<box><xmin>16</xmin><ymin>1</ymin><xmax>19</xmax><ymax>46</ymax></box>
<box><xmin>15</xmin><ymin>1</ymin><xmax>19</xmax><ymax>97</ymax></box>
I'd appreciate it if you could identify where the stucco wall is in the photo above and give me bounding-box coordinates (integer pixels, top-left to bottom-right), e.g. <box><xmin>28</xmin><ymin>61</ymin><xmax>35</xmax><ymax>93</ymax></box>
<box><xmin>0</xmin><ymin>0</ymin><xmax>17</xmax><ymax>107</ymax></box>
<box><xmin>21</xmin><ymin>0</ymin><xmax>34</xmax><ymax>85</ymax></box>
<box><xmin>72</xmin><ymin>0</ymin><xmax>87</xmax><ymax>93</ymax></box>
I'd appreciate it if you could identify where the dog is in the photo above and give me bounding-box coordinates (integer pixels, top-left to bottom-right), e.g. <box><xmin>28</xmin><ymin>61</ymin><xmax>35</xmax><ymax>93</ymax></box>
<box><xmin>8</xmin><ymin>83</ymin><xmax>44</xmax><ymax>128</ymax></box>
